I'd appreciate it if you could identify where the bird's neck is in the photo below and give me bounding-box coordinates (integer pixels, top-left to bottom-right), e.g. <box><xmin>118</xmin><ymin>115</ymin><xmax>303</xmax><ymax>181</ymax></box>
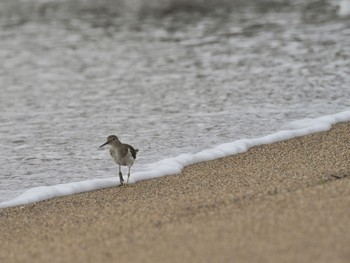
<box><xmin>111</xmin><ymin>140</ymin><xmax>122</xmax><ymax>147</ymax></box>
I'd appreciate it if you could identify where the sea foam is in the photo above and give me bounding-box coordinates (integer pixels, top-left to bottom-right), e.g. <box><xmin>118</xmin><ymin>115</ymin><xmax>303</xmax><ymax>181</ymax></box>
<box><xmin>1</xmin><ymin>110</ymin><xmax>350</xmax><ymax>209</ymax></box>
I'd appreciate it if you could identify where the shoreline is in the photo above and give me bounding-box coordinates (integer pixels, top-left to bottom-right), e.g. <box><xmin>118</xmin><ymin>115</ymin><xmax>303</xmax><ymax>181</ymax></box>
<box><xmin>2</xmin><ymin>110</ymin><xmax>350</xmax><ymax>208</ymax></box>
<box><xmin>1</xmin><ymin>122</ymin><xmax>350</xmax><ymax>262</ymax></box>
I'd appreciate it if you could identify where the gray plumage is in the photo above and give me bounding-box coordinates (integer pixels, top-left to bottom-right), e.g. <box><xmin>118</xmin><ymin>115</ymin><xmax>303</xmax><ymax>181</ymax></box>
<box><xmin>100</xmin><ymin>135</ymin><xmax>138</xmax><ymax>185</ymax></box>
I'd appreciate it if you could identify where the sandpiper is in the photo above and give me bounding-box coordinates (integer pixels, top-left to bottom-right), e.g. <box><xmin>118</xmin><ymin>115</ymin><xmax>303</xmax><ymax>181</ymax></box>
<box><xmin>100</xmin><ymin>135</ymin><xmax>138</xmax><ymax>186</ymax></box>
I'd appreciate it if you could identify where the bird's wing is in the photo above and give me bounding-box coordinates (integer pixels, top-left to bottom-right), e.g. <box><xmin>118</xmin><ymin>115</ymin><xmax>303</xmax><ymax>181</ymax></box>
<box><xmin>127</xmin><ymin>145</ymin><xmax>138</xmax><ymax>159</ymax></box>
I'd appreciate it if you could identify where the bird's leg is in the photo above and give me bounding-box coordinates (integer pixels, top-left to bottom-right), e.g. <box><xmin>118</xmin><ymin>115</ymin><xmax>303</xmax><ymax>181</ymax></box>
<box><xmin>127</xmin><ymin>166</ymin><xmax>131</xmax><ymax>185</ymax></box>
<box><xmin>118</xmin><ymin>165</ymin><xmax>124</xmax><ymax>186</ymax></box>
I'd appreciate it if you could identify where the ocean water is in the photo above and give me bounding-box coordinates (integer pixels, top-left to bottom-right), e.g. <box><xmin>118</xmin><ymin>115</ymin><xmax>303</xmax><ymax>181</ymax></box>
<box><xmin>0</xmin><ymin>0</ymin><xmax>349</xmax><ymax>206</ymax></box>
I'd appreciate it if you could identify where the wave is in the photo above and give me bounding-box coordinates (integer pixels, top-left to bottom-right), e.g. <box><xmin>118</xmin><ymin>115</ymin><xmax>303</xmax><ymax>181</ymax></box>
<box><xmin>1</xmin><ymin>0</ymin><xmax>338</xmax><ymax>27</ymax></box>
<box><xmin>1</xmin><ymin>109</ymin><xmax>350</xmax><ymax>208</ymax></box>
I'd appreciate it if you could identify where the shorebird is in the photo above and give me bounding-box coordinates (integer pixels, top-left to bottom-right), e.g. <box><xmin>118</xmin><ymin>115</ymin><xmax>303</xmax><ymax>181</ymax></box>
<box><xmin>100</xmin><ymin>135</ymin><xmax>138</xmax><ymax>186</ymax></box>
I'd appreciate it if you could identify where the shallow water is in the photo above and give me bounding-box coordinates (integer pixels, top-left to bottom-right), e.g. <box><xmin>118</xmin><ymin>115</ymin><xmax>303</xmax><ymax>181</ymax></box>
<box><xmin>0</xmin><ymin>1</ymin><xmax>350</xmax><ymax>202</ymax></box>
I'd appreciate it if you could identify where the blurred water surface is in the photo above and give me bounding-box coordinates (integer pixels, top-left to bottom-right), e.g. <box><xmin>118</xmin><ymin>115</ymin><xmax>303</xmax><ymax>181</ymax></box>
<box><xmin>0</xmin><ymin>0</ymin><xmax>349</xmax><ymax>202</ymax></box>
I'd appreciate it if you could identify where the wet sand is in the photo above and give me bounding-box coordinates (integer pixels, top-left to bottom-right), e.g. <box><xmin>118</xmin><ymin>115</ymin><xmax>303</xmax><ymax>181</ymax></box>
<box><xmin>1</xmin><ymin>122</ymin><xmax>350</xmax><ymax>263</ymax></box>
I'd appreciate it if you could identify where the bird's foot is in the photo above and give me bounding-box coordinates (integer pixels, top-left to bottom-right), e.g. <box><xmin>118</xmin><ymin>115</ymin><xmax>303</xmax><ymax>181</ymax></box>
<box><xmin>118</xmin><ymin>172</ymin><xmax>124</xmax><ymax>186</ymax></box>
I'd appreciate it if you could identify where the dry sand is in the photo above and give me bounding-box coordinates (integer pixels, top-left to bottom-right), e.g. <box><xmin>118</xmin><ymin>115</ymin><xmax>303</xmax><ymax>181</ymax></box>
<box><xmin>1</xmin><ymin>122</ymin><xmax>350</xmax><ymax>263</ymax></box>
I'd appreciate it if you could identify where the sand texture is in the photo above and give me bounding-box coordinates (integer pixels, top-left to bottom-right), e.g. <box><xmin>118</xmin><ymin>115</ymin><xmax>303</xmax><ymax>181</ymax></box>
<box><xmin>1</xmin><ymin>122</ymin><xmax>350</xmax><ymax>263</ymax></box>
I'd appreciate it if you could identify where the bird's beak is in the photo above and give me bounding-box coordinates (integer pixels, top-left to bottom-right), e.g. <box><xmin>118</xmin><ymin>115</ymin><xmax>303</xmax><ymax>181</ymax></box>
<box><xmin>99</xmin><ymin>141</ymin><xmax>110</xmax><ymax>148</ymax></box>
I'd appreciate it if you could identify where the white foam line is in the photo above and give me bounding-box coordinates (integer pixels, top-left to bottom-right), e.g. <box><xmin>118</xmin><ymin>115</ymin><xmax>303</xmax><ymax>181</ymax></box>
<box><xmin>1</xmin><ymin>109</ymin><xmax>350</xmax><ymax>209</ymax></box>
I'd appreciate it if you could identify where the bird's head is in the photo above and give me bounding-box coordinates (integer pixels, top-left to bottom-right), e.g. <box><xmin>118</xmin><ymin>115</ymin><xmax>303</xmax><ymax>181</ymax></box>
<box><xmin>99</xmin><ymin>135</ymin><xmax>118</xmax><ymax>148</ymax></box>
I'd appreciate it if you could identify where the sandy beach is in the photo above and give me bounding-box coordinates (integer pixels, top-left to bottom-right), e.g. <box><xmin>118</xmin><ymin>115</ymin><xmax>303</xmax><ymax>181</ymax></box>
<box><xmin>1</xmin><ymin>122</ymin><xmax>350</xmax><ymax>263</ymax></box>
